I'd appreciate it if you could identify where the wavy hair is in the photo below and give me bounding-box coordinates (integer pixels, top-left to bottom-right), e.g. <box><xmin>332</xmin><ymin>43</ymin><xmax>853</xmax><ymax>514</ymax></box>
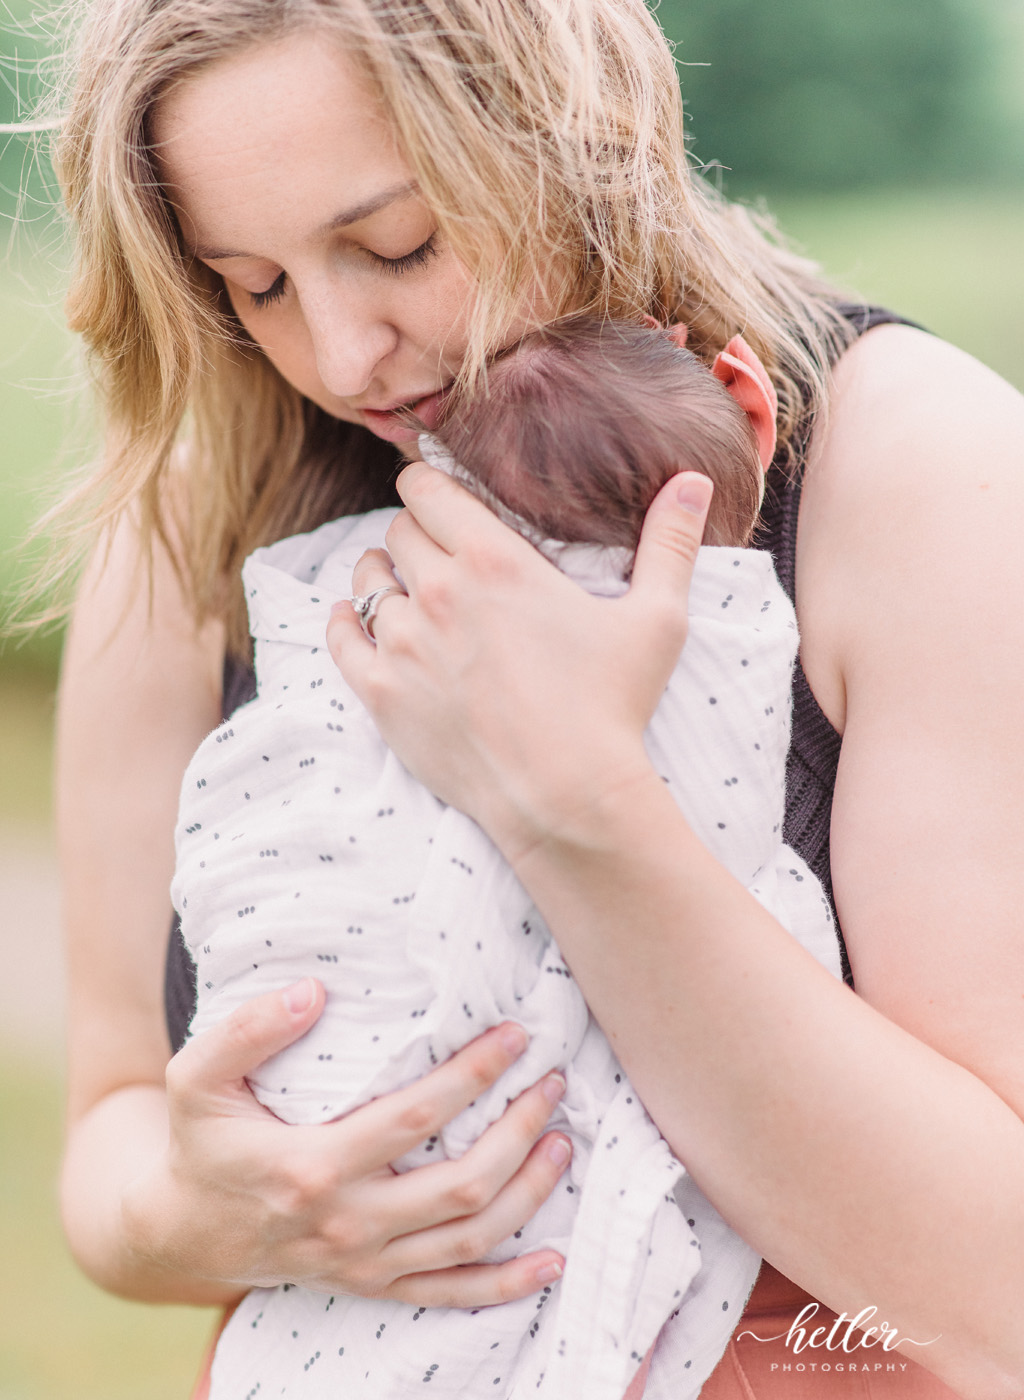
<box><xmin>40</xmin><ymin>0</ymin><xmax>855</xmax><ymax>655</ymax></box>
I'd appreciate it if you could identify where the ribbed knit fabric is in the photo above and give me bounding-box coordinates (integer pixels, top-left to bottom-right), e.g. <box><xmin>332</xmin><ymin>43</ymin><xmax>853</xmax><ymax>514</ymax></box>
<box><xmin>753</xmin><ymin>303</ymin><xmax>918</xmax><ymax>987</ymax></box>
<box><xmin>164</xmin><ymin>303</ymin><xmax>915</xmax><ymax>1047</ymax></box>
<box><xmin>752</xmin><ymin>434</ymin><xmax>851</xmax><ymax>981</ymax></box>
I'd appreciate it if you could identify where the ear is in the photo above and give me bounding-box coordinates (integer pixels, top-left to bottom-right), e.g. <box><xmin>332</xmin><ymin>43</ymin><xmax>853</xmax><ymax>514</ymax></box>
<box><xmin>641</xmin><ymin>314</ymin><xmax>690</xmax><ymax>348</ymax></box>
<box><xmin>711</xmin><ymin>335</ymin><xmax>778</xmax><ymax>469</ymax></box>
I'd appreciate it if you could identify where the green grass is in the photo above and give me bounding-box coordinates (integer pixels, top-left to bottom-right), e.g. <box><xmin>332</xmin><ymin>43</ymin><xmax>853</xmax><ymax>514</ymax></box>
<box><xmin>773</xmin><ymin>187</ymin><xmax>1024</xmax><ymax>392</ymax></box>
<box><xmin>0</xmin><ymin>1053</ymin><xmax>217</xmax><ymax>1400</ymax></box>
<box><xmin>0</xmin><ymin>670</ymin><xmax>56</xmax><ymax>826</ymax></box>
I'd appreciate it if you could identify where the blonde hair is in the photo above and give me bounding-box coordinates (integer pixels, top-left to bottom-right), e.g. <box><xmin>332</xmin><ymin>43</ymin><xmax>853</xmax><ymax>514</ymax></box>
<box><xmin>45</xmin><ymin>0</ymin><xmax>855</xmax><ymax>656</ymax></box>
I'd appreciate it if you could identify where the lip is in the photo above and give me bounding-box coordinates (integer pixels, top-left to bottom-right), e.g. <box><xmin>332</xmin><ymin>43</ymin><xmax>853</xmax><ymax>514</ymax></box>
<box><xmin>361</xmin><ymin>387</ymin><xmax>450</xmax><ymax>445</ymax></box>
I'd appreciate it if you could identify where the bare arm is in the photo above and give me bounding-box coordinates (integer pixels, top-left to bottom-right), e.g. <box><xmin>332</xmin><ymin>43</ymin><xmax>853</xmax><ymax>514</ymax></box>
<box><xmin>329</xmin><ymin>326</ymin><xmax>1024</xmax><ymax>1400</ymax></box>
<box><xmin>57</xmin><ymin>508</ymin><xmax>569</xmax><ymax>1306</ymax></box>
<box><xmin>57</xmin><ymin>507</ymin><xmax>228</xmax><ymax>1298</ymax></box>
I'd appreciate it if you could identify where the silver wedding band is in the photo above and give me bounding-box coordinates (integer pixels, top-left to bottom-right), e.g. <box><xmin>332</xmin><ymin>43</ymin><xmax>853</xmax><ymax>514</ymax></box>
<box><xmin>350</xmin><ymin>584</ymin><xmax>405</xmax><ymax>640</ymax></box>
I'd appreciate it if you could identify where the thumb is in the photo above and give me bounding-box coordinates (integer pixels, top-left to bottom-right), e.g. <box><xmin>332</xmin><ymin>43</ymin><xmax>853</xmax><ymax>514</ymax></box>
<box><xmin>629</xmin><ymin>471</ymin><xmax>713</xmax><ymax>608</ymax></box>
<box><xmin>168</xmin><ymin>978</ymin><xmax>325</xmax><ymax>1110</ymax></box>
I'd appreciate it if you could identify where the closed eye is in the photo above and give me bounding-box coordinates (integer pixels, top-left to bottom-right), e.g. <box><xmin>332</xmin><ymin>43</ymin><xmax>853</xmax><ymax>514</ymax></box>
<box><xmin>367</xmin><ymin>233</ymin><xmax>438</xmax><ymax>277</ymax></box>
<box><xmin>246</xmin><ymin>232</ymin><xmax>437</xmax><ymax>308</ymax></box>
<box><xmin>250</xmin><ymin>271</ymin><xmax>287</xmax><ymax>309</ymax></box>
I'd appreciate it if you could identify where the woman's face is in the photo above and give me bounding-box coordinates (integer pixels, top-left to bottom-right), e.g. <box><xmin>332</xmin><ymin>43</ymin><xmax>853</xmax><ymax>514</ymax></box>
<box><xmin>152</xmin><ymin>30</ymin><xmax>490</xmax><ymax>449</ymax></box>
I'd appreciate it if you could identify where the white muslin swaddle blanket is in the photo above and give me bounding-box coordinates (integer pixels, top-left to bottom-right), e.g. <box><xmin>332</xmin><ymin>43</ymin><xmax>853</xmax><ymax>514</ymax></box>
<box><xmin>173</xmin><ymin>502</ymin><xmax>841</xmax><ymax>1400</ymax></box>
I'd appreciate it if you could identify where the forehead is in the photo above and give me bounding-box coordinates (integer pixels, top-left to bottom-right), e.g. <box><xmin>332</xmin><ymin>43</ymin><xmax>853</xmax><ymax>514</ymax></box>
<box><xmin>150</xmin><ymin>29</ymin><xmax>410</xmax><ymax>251</ymax></box>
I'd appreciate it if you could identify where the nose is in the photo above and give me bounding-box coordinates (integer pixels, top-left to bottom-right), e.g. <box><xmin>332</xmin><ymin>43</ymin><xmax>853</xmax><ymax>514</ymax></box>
<box><xmin>302</xmin><ymin>281</ymin><xmax>398</xmax><ymax>400</ymax></box>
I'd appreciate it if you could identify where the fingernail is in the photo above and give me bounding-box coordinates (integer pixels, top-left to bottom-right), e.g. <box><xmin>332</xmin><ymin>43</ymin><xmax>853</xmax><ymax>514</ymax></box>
<box><xmin>542</xmin><ymin>1072</ymin><xmax>566</xmax><ymax>1105</ymax></box>
<box><xmin>547</xmin><ymin>1136</ymin><xmax>571</xmax><ymax>1167</ymax></box>
<box><xmin>330</xmin><ymin>600</ymin><xmax>351</xmax><ymax>617</ymax></box>
<box><xmin>499</xmin><ymin>1023</ymin><xmax>528</xmax><ymax>1057</ymax></box>
<box><xmin>676</xmin><ymin>473</ymin><xmax>713</xmax><ymax>514</ymax></box>
<box><xmin>536</xmin><ymin>1259</ymin><xmax>563</xmax><ymax>1284</ymax></box>
<box><xmin>283</xmin><ymin>978</ymin><xmax>317</xmax><ymax>1014</ymax></box>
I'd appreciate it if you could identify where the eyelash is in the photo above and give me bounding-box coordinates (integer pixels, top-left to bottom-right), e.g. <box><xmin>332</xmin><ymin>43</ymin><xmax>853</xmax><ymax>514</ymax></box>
<box><xmin>249</xmin><ymin>271</ymin><xmax>286</xmax><ymax>310</ymax></box>
<box><xmin>367</xmin><ymin>232</ymin><xmax>439</xmax><ymax>278</ymax></box>
<box><xmin>247</xmin><ymin>233</ymin><xmax>439</xmax><ymax>309</ymax></box>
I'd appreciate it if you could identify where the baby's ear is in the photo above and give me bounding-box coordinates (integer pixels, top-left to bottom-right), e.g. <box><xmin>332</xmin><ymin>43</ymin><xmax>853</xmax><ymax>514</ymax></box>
<box><xmin>712</xmin><ymin>335</ymin><xmax>778</xmax><ymax>469</ymax></box>
<box><xmin>641</xmin><ymin>314</ymin><xmax>690</xmax><ymax>348</ymax></box>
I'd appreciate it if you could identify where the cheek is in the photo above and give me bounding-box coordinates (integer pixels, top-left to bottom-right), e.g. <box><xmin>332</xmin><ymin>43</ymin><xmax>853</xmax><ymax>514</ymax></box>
<box><xmin>414</xmin><ymin>260</ymin><xmax>477</xmax><ymax>364</ymax></box>
<box><xmin>224</xmin><ymin>284</ymin><xmax>321</xmax><ymax>391</ymax></box>
<box><xmin>223</xmin><ymin>283</ymin><xmax>286</xmax><ymax>356</ymax></box>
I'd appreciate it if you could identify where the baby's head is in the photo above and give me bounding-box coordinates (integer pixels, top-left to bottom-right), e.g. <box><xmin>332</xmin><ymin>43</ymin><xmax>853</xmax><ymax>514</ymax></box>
<box><xmin>428</xmin><ymin>317</ymin><xmax>775</xmax><ymax>551</ymax></box>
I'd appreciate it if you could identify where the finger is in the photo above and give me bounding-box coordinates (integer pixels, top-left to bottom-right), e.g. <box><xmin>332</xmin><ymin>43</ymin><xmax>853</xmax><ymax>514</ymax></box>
<box><xmin>349</xmin><ymin>546</ymin><xmax>401</xmax><ymax>601</ymax></box>
<box><xmin>627</xmin><ymin>471</ymin><xmax>713</xmax><ymax>616</ymax></box>
<box><xmin>377</xmin><ymin>1071</ymin><xmax>567</xmax><ymax>1235</ymax></box>
<box><xmin>384</xmin><ymin>1130</ymin><xmax>572</xmax><ymax>1276</ymax></box>
<box><xmin>396</xmin><ymin>461</ymin><xmax>528</xmax><ymax>557</ymax></box>
<box><xmin>325</xmin><ymin>597</ymin><xmax>378</xmax><ymax>706</ymax></box>
<box><xmin>381</xmin><ymin>505</ymin><xmax>451</xmax><ymax>592</ymax></box>
<box><xmin>332</xmin><ymin>1022</ymin><xmax>530</xmax><ymax>1171</ymax></box>
<box><xmin>350</xmin><ymin>552</ymin><xmax>410</xmax><ymax>644</ymax></box>
<box><xmin>326</xmin><ymin>547</ymin><xmax>403</xmax><ymax>671</ymax></box>
<box><xmin>383</xmin><ymin>1250</ymin><xmax>565</xmax><ymax>1308</ymax></box>
<box><xmin>326</xmin><ymin>589</ymin><xmax>370</xmax><ymax>658</ymax></box>
<box><xmin>167</xmin><ymin>978</ymin><xmax>325</xmax><ymax>1109</ymax></box>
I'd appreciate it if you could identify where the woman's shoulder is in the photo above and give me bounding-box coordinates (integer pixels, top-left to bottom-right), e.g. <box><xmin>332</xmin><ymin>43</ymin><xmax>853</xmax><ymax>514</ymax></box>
<box><xmin>810</xmin><ymin>323</ymin><xmax>1023</xmax><ymax>563</ymax></box>
<box><xmin>796</xmin><ymin>323</ymin><xmax>1024</xmax><ymax>733</ymax></box>
<box><xmin>830</xmin><ymin>319</ymin><xmax>1021</xmax><ymax>421</ymax></box>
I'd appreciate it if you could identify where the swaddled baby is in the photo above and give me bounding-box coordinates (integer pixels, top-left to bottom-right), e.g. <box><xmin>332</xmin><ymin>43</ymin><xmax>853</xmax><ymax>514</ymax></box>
<box><xmin>173</xmin><ymin>317</ymin><xmax>841</xmax><ymax>1400</ymax></box>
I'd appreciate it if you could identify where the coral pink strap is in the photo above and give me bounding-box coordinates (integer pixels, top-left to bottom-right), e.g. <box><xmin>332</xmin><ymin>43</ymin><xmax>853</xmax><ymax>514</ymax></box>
<box><xmin>189</xmin><ymin>1305</ymin><xmax>238</xmax><ymax>1400</ymax></box>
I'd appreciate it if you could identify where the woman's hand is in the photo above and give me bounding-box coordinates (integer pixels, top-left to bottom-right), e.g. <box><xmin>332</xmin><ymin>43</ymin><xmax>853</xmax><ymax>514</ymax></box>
<box><xmin>120</xmin><ymin>981</ymin><xmax>570</xmax><ymax>1305</ymax></box>
<box><xmin>327</xmin><ymin>466</ymin><xmax>714</xmax><ymax>861</ymax></box>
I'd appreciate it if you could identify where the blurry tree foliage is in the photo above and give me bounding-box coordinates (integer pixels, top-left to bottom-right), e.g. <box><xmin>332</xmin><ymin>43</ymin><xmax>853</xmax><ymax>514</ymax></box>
<box><xmin>0</xmin><ymin>0</ymin><xmax>59</xmax><ymax>237</ymax></box>
<box><xmin>655</xmin><ymin>0</ymin><xmax>1020</xmax><ymax>191</ymax></box>
<box><xmin>1</xmin><ymin>0</ymin><xmax>1021</xmax><ymax>218</ymax></box>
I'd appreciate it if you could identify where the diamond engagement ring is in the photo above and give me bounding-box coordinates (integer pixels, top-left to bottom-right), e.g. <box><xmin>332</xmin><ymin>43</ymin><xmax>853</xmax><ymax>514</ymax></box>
<box><xmin>350</xmin><ymin>585</ymin><xmax>406</xmax><ymax>640</ymax></box>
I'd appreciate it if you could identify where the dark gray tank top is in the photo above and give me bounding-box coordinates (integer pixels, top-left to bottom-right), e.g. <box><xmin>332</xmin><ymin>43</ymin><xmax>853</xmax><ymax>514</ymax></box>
<box><xmin>164</xmin><ymin>303</ymin><xmax>912</xmax><ymax>1050</ymax></box>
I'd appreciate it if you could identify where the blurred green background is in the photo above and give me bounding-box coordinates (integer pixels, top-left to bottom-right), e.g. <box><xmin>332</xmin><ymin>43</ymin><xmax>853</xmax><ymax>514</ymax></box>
<box><xmin>1</xmin><ymin>0</ymin><xmax>1022</xmax><ymax>1395</ymax></box>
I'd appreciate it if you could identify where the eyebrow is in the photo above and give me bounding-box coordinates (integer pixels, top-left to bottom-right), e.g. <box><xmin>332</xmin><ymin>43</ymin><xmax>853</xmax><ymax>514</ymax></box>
<box><xmin>192</xmin><ymin>180</ymin><xmax>419</xmax><ymax>260</ymax></box>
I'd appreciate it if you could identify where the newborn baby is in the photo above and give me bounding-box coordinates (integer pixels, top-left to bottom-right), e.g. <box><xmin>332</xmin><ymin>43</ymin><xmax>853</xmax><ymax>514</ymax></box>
<box><xmin>424</xmin><ymin>314</ymin><xmax>768</xmax><ymax>553</ymax></box>
<box><xmin>173</xmin><ymin>317</ymin><xmax>841</xmax><ymax>1400</ymax></box>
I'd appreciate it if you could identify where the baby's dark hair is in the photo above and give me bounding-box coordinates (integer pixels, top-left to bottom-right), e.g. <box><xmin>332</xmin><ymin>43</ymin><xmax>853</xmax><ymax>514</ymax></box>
<box><xmin>429</xmin><ymin>316</ymin><xmax>764</xmax><ymax>551</ymax></box>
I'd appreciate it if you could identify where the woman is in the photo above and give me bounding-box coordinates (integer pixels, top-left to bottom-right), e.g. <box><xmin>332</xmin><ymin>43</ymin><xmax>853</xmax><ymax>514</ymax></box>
<box><xmin>53</xmin><ymin>0</ymin><xmax>1024</xmax><ymax>1396</ymax></box>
